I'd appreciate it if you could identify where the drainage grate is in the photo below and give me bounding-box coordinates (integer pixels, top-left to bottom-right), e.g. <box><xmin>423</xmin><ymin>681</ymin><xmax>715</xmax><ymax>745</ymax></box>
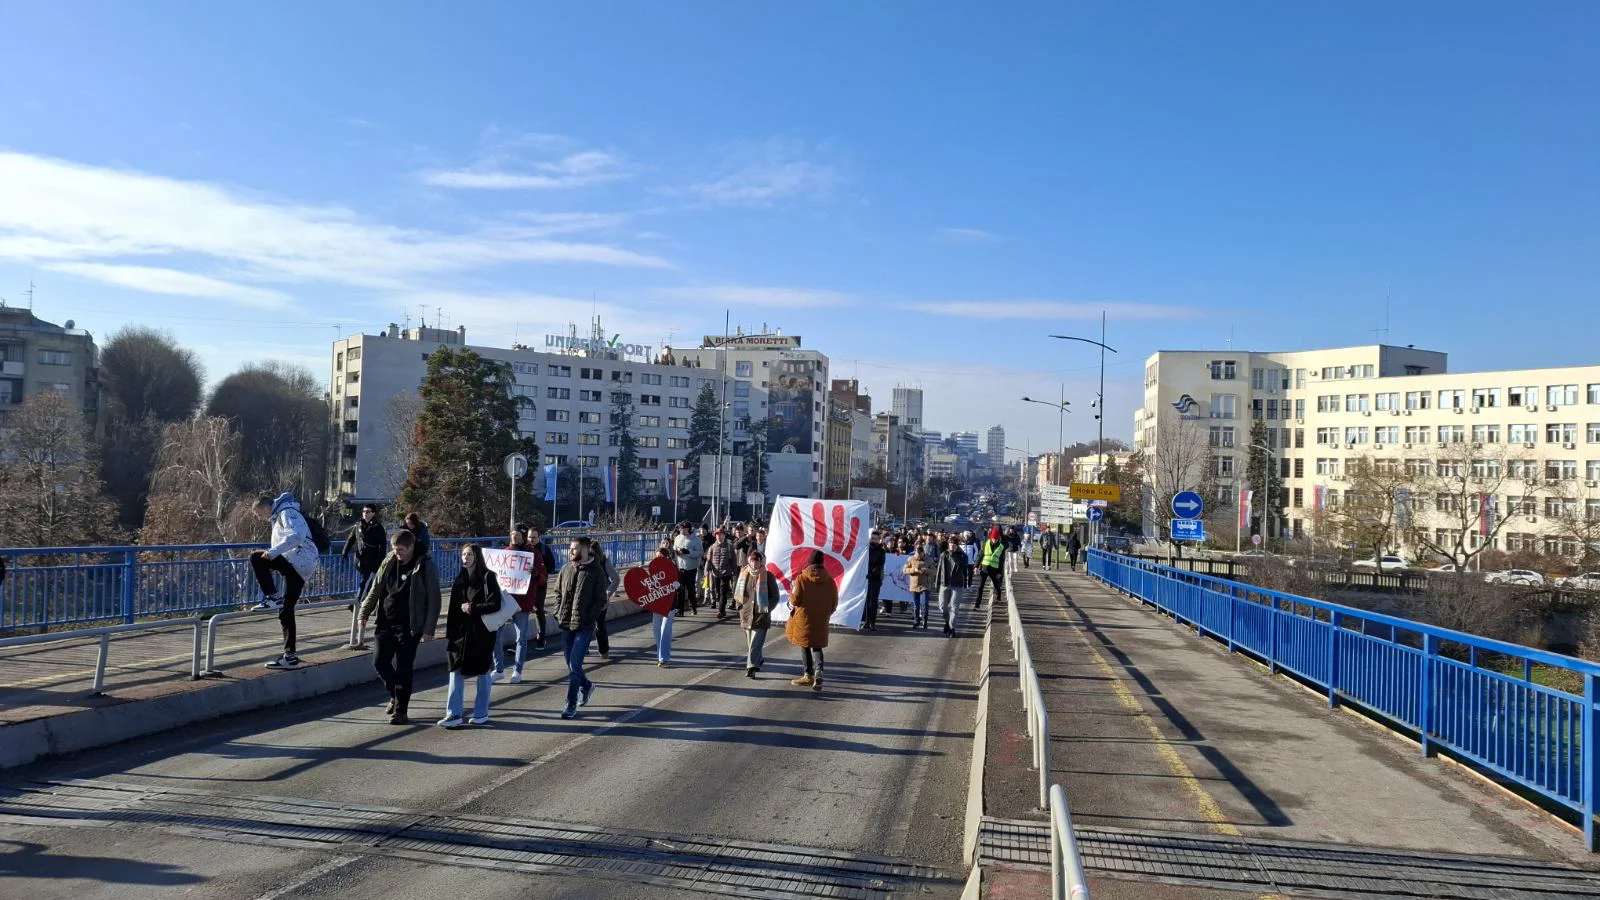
<box><xmin>979</xmin><ymin>816</ymin><xmax>1600</xmax><ymax>898</ymax></box>
<box><xmin>0</xmin><ymin>779</ymin><xmax>953</xmax><ymax>898</ymax></box>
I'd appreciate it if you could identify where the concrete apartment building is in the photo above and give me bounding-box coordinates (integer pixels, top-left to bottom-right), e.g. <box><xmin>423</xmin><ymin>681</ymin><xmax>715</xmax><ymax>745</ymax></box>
<box><xmin>329</xmin><ymin>323</ymin><xmax>829</xmax><ymax>506</ymax></box>
<box><xmin>891</xmin><ymin>386</ymin><xmax>924</xmax><ymax>434</ymax></box>
<box><xmin>986</xmin><ymin>425</ymin><xmax>1006</xmax><ymax>470</ymax></box>
<box><xmin>824</xmin><ymin>379</ymin><xmax>873</xmax><ymax>497</ymax></box>
<box><xmin>0</xmin><ymin>306</ymin><xmax>101</xmax><ymax>432</ymax></box>
<box><xmin>1136</xmin><ymin>343</ymin><xmax>1600</xmax><ymax>558</ymax></box>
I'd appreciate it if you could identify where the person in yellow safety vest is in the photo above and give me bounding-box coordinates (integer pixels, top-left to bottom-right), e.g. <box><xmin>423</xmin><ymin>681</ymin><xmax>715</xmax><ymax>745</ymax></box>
<box><xmin>975</xmin><ymin>528</ymin><xmax>1007</xmax><ymax>609</ymax></box>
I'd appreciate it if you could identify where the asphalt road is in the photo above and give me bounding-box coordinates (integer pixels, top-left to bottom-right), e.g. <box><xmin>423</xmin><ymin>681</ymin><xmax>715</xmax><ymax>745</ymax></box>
<box><xmin>0</xmin><ymin>601</ymin><xmax>981</xmax><ymax>899</ymax></box>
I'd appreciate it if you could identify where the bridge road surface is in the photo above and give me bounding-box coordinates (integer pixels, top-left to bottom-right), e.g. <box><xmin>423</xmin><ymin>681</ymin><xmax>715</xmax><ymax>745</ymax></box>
<box><xmin>0</xmin><ymin>606</ymin><xmax>981</xmax><ymax>899</ymax></box>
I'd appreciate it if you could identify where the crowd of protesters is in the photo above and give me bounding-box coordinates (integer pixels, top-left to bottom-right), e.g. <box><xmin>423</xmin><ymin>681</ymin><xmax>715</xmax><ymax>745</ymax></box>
<box><xmin>242</xmin><ymin>491</ymin><xmax>1084</xmax><ymax>730</ymax></box>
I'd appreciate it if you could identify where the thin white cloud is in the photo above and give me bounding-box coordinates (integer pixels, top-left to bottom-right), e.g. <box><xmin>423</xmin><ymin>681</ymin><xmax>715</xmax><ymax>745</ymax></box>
<box><xmin>672</xmin><ymin>138</ymin><xmax>840</xmax><ymax>207</ymax></box>
<box><xmin>904</xmin><ymin>300</ymin><xmax>1201</xmax><ymax>321</ymax></box>
<box><xmin>657</xmin><ymin>284</ymin><xmax>849</xmax><ymax>308</ymax></box>
<box><xmin>0</xmin><ymin>152</ymin><xmax>671</xmax><ymax>300</ymax></box>
<box><xmin>936</xmin><ymin>227</ymin><xmax>998</xmax><ymax>243</ymax></box>
<box><xmin>421</xmin><ymin>132</ymin><xmax>635</xmax><ymax>190</ymax></box>
<box><xmin>45</xmin><ymin>262</ymin><xmax>293</xmax><ymax>310</ymax></box>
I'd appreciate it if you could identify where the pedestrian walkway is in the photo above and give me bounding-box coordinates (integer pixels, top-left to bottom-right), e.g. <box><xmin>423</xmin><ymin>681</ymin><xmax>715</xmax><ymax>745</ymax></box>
<box><xmin>980</xmin><ymin>567</ymin><xmax>1600</xmax><ymax>898</ymax></box>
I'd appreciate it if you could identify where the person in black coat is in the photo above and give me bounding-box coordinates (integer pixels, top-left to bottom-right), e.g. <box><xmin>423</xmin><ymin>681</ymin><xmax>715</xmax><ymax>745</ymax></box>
<box><xmin>440</xmin><ymin>544</ymin><xmax>503</xmax><ymax>728</ymax></box>
<box><xmin>1065</xmin><ymin>529</ymin><xmax>1084</xmax><ymax>571</ymax></box>
<box><xmin>342</xmin><ymin>504</ymin><xmax>388</xmax><ymax>599</ymax></box>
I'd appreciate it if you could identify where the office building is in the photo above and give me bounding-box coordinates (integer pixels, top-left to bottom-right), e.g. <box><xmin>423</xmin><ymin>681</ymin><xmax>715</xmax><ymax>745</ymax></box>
<box><xmin>329</xmin><ymin>322</ymin><xmax>828</xmax><ymax>506</ymax></box>
<box><xmin>1136</xmin><ymin>343</ymin><xmax>1600</xmax><ymax>558</ymax></box>
<box><xmin>892</xmin><ymin>386</ymin><xmax>924</xmax><ymax>434</ymax></box>
<box><xmin>0</xmin><ymin>306</ymin><xmax>101</xmax><ymax>432</ymax></box>
<box><xmin>825</xmin><ymin>380</ymin><xmax>874</xmax><ymax>497</ymax></box>
<box><xmin>986</xmin><ymin>425</ymin><xmax>1007</xmax><ymax>470</ymax></box>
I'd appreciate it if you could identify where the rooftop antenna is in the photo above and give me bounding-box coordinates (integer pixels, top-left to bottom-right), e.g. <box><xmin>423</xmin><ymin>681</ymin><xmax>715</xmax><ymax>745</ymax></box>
<box><xmin>25</xmin><ymin>279</ymin><xmax>35</xmax><ymax>310</ymax></box>
<box><xmin>1370</xmin><ymin>289</ymin><xmax>1391</xmax><ymax>343</ymax></box>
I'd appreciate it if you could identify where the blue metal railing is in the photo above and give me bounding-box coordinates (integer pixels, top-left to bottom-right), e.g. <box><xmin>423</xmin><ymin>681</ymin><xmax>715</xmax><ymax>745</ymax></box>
<box><xmin>1086</xmin><ymin>548</ymin><xmax>1600</xmax><ymax>851</ymax></box>
<box><xmin>0</xmin><ymin>531</ymin><xmax>666</xmax><ymax>634</ymax></box>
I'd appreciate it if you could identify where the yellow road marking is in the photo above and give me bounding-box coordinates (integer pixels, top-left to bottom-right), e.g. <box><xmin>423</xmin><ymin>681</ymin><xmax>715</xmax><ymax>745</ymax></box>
<box><xmin>2</xmin><ymin>626</ymin><xmax>354</xmax><ymax>690</ymax></box>
<box><xmin>1042</xmin><ymin>574</ymin><xmax>1243</xmax><ymax>837</ymax></box>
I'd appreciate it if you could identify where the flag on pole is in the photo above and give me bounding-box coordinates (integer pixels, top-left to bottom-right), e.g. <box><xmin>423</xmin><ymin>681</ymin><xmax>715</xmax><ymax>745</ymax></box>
<box><xmin>1238</xmin><ymin>487</ymin><xmax>1253</xmax><ymax>530</ymax></box>
<box><xmin>666</xmin><ymin>461</ymin><xmax>678</xmax><ymax>501</ymax></box>
<box><xmin>604</xmin><ymin>461</ymin><xmax>616</xmax><ymax>504</ymax></box>
<box><xmin>542</xmin><ymin>463</ymin><xmax>558</xmax><ymax>502</ymax></box>
<box><xmin>1480</xmin><ymin>493</ymin><xmax>1495</xmax><ymax>536</ymax></box>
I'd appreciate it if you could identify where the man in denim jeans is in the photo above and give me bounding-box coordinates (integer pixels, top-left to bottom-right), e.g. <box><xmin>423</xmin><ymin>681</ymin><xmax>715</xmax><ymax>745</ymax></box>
<box><xmin>492</xmin><ymin>525</ymin><xmax>547</xmax><ymax>684</ymax></box>
<box><xmin>552</xmin><ymin>537</ymin><xmax>609</xmax><ymax>719</ymax></box>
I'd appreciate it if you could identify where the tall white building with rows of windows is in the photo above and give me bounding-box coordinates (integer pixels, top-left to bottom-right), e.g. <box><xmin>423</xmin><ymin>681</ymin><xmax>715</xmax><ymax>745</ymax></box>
<box><xmin>1136</xmin><ymin>344</ymin><xmax>1600</xmax><ymax>559</ymax></box>
<box><xmin>329</xmin><ymin>323</ymin><xmax>828</xmax><ymax>506</ymax></box>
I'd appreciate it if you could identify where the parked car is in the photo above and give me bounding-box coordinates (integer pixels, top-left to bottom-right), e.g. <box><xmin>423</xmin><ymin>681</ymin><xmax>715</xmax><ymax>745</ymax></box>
<box><xmin>1351</xmin><ymin>555</ymin><xmax>1411</xmax><ymax>572</ymax></box>
<box><xmin>1235</xmin><ymin>549</ymin><xmax>1271</xmax><ymax>559</ymax></box>
<box><xmin>1286</xmin><ymin>555</ymin><xmax>1341</xmax><ymax>568</ymax></box>
<box><xmin>551</xmin><ymin>520</ymin><xmax>592</xmax><ymax>531</ymax></box>
<box><xmin>1556</xmin><ymin>572</ymin><xmax>1600</xmax><ymax>592</ymax></box>
<box><xmin>1485</xmin><ymin>569</ymin><xmax>1546</xmax><ymax>586</ymax></box>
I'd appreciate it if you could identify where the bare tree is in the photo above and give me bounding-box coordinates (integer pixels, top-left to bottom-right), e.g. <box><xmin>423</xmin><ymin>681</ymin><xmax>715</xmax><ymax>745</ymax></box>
<box><xmin>1143</xmin><ymin>414</ymin><xmax>1216</xmax><ymax>543</ymax></box>
<box><xmin>1407</xmin><ymin>440</ymin><xmax>1524</xmax><ymax>568</ymax></box>
<box><xmin>1332</xmin><ymin>455</ymin><xmax>1414</xmax><ymax>562</ymax></box>
<box><xmin>0</xmin><ymin>391</ymin><xmax>119</xmax><ymax>547</ymax></box>
<box><xmin>140</xmin><ymin>416</ymin><xmax>258</xmax><ymax>546</ymax></box>
<box><xmin>1542</xmin><ymin>477</ymin><xmax>1600</xmax><ymax>568</ymax></box>
<box><xmin>375</xmin><ymin>389</ymin><xmax>425</xmax><ymax>500</ymax></box>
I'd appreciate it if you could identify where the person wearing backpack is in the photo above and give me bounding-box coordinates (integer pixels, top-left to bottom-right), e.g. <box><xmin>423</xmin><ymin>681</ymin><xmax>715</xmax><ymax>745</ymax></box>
<box><xmin>249</xmin><ymin>491</ymin><xmax>323</xmax><ymax>670</ymax></box>
<box><xmin>492</xmin><ymin>525</ymin><xmax>547</xmax><ymax>684</ymax></box>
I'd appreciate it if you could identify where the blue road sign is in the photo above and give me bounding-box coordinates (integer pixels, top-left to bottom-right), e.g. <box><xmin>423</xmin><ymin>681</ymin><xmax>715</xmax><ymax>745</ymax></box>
<box><xmin>1171</xmin><ymin>491</ymin><xmax>1204</xmax><ymax>519</ymax></box>
<box><xmin>1086</xmin><ymin>506</ymin><xmax>1104</xmax><ymax>523</ymax></box>
<box><xmin>1170</xmin><ymin>518</ymin><xmax>1206</xmax><ymax>541</ymax></box>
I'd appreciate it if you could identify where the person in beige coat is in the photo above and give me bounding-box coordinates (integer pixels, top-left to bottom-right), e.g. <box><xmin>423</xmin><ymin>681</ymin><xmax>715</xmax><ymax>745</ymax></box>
<box><xmin>734</xmin><ymin>549</ymin><xmax>780</xmax><ymax>678</ymax></box>
<box><xmin>903</xmin><ymin>547</ymin><xmax>929</xmax><ymax>629</ymax></box>
<box><xmin>785</xmin><ymin>550</ymin><xmax>838</xmax><ymax>692</ymax></box>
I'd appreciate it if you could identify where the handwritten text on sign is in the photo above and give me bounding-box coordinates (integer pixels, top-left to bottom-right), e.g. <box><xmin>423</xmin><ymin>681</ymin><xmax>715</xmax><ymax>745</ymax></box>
<box><xmin>623</xmin><ymin>557</ymin><xmax>680</xmax><ymax>616</ymax></box>
<box><xmin>481</xmin><ymin>549</ymin><xmax>537</xmax><ymax>595</ymax></box>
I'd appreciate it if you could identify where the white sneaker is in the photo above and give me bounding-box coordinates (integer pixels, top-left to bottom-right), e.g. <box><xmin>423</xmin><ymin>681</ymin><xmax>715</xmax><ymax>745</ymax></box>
<box><xmin>490</xmin><ymin>670</ymin><xmax>506</xmax><ymax>683</ymax></box>
<box><xmin>437</xmin><ymin>714</ymin><xmax>464</xmax><ymax>729</ymax></box>
<box><xmin>264</xmin><ymin>654</ymin><xmax>300</xmax><ymax>670</ymax></box>
<box><xmin>251</xmin><ymin>597</ymin><xmax>283</xmax><ymax>611</ymax></box>
<box><xmin>509</xmin><ymin>671</ymin><xmax>523</xmax><ymax>684</ymax></box>
<box><xmin>468</xmin><ymin>714</ymin><xmax>490</xmax><ymax>726</ymax></box>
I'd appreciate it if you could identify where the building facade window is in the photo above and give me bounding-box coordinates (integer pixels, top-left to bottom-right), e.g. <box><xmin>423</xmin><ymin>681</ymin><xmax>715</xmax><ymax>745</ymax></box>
<box><xmin>546</xmin><ymin>409</ymin><xmax>570</xmax><ymax>422</ymax></box>
<box><xmin>1404</xmin><ymin>391</ymin><xmax>1431</xmax><ymax>411</ymax></box>
<box><xmin>545</xmin><ymin>432</ymin><xmax>570</xmax><ymax>444</ymax></box>
<box><xmin>37</xmin><ymin>350</ymin><xmax>73</xmax><ymax>365</ymax></box>
<box><xmin>1210</xmin><ymin>394</ymin><xmax>1238</xmax><ymax>418</ymax></box>
<box><xmin>1549</xmin><ymin>384</ymin><xmax>1580</xmax><ymax>406</ymax></box>
<box><xmin>1547</xmin><ymin>423</ymin><xmax>1578</xmax><ymax>444</ymax></box>
<box><xmin>1209</xmin><ymin>360</ymin><xmax>1238</xmax><ymax>380</ymax></box>
<box><xmin>547</xmin><ymin>387</ymin><xmax>570</xmax><ymax>400</ymax></box>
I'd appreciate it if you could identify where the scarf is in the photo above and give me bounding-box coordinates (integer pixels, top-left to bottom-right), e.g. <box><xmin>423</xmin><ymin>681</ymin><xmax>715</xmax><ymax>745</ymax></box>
<box><xmin>737</xmin><ymin>569</ymin><xmax>770</xmax><ymax>612</ymax></box>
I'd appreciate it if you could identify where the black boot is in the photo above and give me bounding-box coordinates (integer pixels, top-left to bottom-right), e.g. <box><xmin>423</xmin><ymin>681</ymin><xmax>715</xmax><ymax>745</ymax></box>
<box><xmin>389</xmin><ymin>688</ymin><xmax>410</xmax><ymax>725</ymax></box>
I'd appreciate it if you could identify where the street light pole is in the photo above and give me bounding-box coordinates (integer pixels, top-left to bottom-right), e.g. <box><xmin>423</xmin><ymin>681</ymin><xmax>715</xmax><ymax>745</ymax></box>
<box><xmin>1049</xmin><ymin>326</ymin><xmax>1118</xmax><ymax>483</ymax></box>
<box><xmin>1242</xmin><ymin>441</ymin><xmax>1273</xmax><ymax>554</ymax></box>
<box><xmin>1020</xmin><ymin>394</ymin><xmax>1071</xmax><ymax>485</ymax></box>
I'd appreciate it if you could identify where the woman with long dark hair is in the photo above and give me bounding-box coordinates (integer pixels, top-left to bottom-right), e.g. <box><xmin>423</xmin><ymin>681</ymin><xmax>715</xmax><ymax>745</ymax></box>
<box><xmin>441</xmin><ymin>544</ymin><xmax>502</xmax><ymax>728</ymax></box>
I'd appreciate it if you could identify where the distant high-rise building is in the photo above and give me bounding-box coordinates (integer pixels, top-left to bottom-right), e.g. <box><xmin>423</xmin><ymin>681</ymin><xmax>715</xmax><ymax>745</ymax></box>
<box><xmin>986</xmin><ymin>425</ymin><xmax>1006</xmax><ymax>469</ymax></box>
<box><xmin>891</xmin><ymin>386</ymin><xmax>924</xmax><ymax>434</ymax></box>
<box><xmin>951</xmin><ymin>431</ymin><xmax>980</xmax><ymax>457</ymax></box>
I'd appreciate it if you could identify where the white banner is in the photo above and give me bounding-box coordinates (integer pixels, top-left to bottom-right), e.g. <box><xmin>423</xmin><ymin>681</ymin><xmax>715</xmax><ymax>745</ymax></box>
<box><xmin>762</xmin><ymin>497</ymin><xmax>871</xmax><ymax>630</ymax></box>
<box><xmin>481</xmin><ymin>549</ymin><xmax>536</xmax><ymax>595</ymax></box>
<box><xmin>879</xmin><ymin>553</ymin><xmax>916</xmax><ymax>604</ymax></box>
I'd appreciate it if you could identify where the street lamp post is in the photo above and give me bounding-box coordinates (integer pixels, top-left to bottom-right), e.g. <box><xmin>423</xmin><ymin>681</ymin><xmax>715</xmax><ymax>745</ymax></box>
<box><xmin>1241</xmin><ymin>441</ymin><xmax>1273</xmax><ymax>554</ymax></box>
<box><xmin>1020</xmin><ymin>392</ymin><xmax>1071</xmax><ymax>485</ymax></box>
<box><xmin>577</xmin><ymin>430</ymin><xmax>601</xmax><ymax>524</ymax></box>
<box><xmin>1050</xmin><ymin>318</ymin><xmax>1118</xmax><ymax>482</ymax></box>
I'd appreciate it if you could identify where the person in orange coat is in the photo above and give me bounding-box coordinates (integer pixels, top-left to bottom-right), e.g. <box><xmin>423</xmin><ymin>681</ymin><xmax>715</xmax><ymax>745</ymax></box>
<box><xmin>786</xmin><ymin>550</ymin><xmax>838</xmax><ymax>692</ymax></box>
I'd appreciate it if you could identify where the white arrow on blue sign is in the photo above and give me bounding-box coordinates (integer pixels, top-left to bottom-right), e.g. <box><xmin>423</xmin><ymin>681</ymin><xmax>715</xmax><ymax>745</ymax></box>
<box><xmin>1171</xmin><ymin>491</ymin><xmax>1204</xmax><ymax>519</ymax></box>
<box><xmin>1086</xmin><ymin>506</ymin><xmax>1103</xmax><ymax>522</ymax></box>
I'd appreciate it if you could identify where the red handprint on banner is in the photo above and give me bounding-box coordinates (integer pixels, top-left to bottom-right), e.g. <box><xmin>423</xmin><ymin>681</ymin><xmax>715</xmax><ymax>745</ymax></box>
<box><xmin>768</xmin><ymin>500</ymin><xmax>863</xmax><ymax>592</ymax></box>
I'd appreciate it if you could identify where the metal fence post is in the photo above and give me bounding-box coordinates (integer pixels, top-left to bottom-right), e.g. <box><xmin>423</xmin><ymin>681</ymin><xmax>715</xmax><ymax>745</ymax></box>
<box><xmin>1226</xmin><ymin>590</ymin><xmax>1236</xmax><ymax>653</ymax></box>
<box><xmin>1586</xmin><ymin>673</ymin><xmax>1598</xmax><ymax>851</ymax></box>
<box><xmin>1268</xmin><ymin>596</ymin><xmax>1279</xmax><ymax>674</ymax></box>
<box><xmin>121</xmin><ymin>549</ymin><xmax>138</xmax><ymax>624</ymax></box>
<box><xmin>1327</xmin><ymin>610</ymin><xmax>1341</xmax><ymax>708</ymax></box>
<box><xmin>1420</xmin><ymin>633</ymin><xmax>1439</xmax><ymax>758</ymax></box>
<box><xmin>92</xmin><ymin>632</ymin><xmax>111</xmax><ymax>695</ymax></box>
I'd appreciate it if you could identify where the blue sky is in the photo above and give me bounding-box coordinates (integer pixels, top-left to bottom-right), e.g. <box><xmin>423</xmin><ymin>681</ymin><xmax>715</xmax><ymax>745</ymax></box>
<box><xmin>2</xmin><ymin>1</ymin><xmax>1596</xmax><ymax>457</ymax></box>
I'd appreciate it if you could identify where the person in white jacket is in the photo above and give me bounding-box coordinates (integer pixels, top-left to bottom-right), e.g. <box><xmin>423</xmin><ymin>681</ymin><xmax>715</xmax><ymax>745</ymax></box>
<box><xmin>249</xmin><ymin>492</ymin><xmax>321</xmax><ymax>669</ymax></box>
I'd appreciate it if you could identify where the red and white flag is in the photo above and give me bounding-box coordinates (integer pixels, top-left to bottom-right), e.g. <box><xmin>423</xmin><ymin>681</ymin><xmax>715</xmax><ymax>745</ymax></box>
<box><xmin>1238</xmin><ymin>487</ymin><xmax>1254</xmax><ymax>530</ymax></box>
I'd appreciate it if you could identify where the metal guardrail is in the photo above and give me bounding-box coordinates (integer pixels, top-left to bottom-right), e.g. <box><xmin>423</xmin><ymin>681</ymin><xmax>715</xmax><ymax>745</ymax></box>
<box><xmin>1049</xmin><ymin>784</ymin><xmax>1091</xmax><ymax>900</ymax></box>
<box><xmin>201</xmin><ymin>599</ymin><xmax>363</xmax><ymax>676</ymax></box>
<box><xmin>1123</xmin><ymin>553</ymin><xmax>1432</xmax><ymax>592</ymax></box>
<box><xmin>0</xmin><ymin>618</ymin><xmax>204</xmax><ymax>695</ymax></box>
<box><xmin>0</xmin><ymin>531</ymin><xmax>667</xmax><ymax>634</ymax></box>
<box><xmin>1004</xmin><ymin>552</ymin><xmax>1090</xmax><ymax>897</ymax></box>
<box><xmin>1088</xmin><ymin>547</ymin><xmax>1600</xmax><ymax>852</ymax></box>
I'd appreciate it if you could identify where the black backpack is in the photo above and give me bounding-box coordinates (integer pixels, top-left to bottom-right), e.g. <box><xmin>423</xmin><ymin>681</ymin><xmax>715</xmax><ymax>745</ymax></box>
<box><xmin>306</xmin><ymin>517</ymin><xmax>332</xmax><ymax>554</ymax></box>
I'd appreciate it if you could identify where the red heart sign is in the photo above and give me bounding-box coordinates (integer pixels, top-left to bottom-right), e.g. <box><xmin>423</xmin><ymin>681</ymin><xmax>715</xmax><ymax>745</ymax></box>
<box><xmin>623</xmin><ymin>557</ymin><xmax>680</xmax><ymax>616</ymax></box>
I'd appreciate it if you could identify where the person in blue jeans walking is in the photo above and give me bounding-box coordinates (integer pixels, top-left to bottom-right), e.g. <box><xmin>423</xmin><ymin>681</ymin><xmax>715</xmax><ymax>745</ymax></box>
<box><xmin>440</xmin><ymin>544</ymin><xmax>502</xmax><ymax>728</ymax></box>
<box><xmin>492</xmin><ymin>525</ymin><xmax>547</xmax><ymax>683</ymax></box>
<box><xmin>734</xmin><ymin>549</ymin><xmax>779</xmax><ymax>678</ymax></box>
<box><xmin>651</xmin><ymin>543</ymin><xmax>677</xmax><ymax>667</ymax></box>
<box><xmin>903</xmin><ymin>545</ymin><xmax>930</xmax><ymax>629</ymax></box>
<box><xmin>552</xmin><ymin>536</ymin><xmax>609</xmax><ymax>720</ymax></box>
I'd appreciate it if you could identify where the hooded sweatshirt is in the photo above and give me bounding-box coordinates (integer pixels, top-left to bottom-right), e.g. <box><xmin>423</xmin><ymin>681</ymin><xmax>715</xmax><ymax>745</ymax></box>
<box><xmin>266</xmin><ymin>492</ymin><xmax>320</xmax><ymax>579</ymax></box>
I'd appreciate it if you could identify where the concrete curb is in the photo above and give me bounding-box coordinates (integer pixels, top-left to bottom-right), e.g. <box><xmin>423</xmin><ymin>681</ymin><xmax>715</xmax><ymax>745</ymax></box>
<box><xmin>960</xmin><ymin>863</ymin><xmax>983</xmax><ymax>900</ymax></box>
<box><xmin>962</xmin><ymin>597</ymin><xmax>996</xmax><ymax>868</ymax></box>
<box><xmin>0</xmin><ymin>600</ymin><xmax>648</xmax><ymax>770</ymax></box>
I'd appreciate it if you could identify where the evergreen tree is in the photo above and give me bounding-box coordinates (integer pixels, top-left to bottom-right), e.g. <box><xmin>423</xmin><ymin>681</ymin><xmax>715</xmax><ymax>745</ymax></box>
<box><xmin>685</xmin><ymin>383</ymin><xmax>722</xmax><ymax>499</ymax></box>
<box><xmin>1246</xmin><ymin>421</ymin><xmax>1285</xmax><ymax>538</ymax></box>
<box><xmin>742</xmin><ymin>417</ymin><xmax>773</xmax><ymax>503</ymax></box>
<box><xmin>609</xmin><ymin>388</ymin><xmax>645</xmax><ymax>509</ymax></box>
<box><xmin>399</xmin><ymin>347</ymin><xmax>536</xmax><ymax>536</ymax></box>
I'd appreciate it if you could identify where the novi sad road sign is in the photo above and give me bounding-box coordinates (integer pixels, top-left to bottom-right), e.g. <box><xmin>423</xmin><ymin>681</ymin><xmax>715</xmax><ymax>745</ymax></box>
<box><xmin>1070</xmin><ymin>482</ymin><xmax>1122</xmax><ymax>502</ymax></box>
